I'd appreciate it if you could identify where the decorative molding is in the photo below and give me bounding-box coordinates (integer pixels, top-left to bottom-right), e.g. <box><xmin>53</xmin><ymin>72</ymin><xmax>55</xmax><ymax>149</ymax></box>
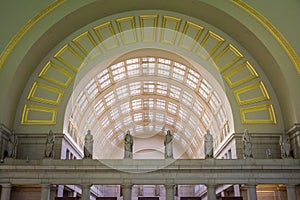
<box><xmin>0</xmin><ymin>0</ymin><xmax>68</xmax><ymax>70</ymax></box>
<box><xmin>21</xmin><ymin>104</ymin><xmax>57</xmax><ymax>124</ymax></box>
<box><xmin>240</xmin><ymin>104</ymin><xmax>276</xmax><ymax>124</ymax></box>
<box><xmin>19</xmin><ymin>13</ymin><xmax>277</xmax><ymax>127</ymax></box>
<box><xmin>231</xmin><ymin>0</ymin><xmax>300</xmax><ymax>76</ymax></box>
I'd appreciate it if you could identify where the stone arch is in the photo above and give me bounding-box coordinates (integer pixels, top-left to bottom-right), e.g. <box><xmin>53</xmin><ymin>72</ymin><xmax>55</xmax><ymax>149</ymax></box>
<box><xmin>9</xmin><ymin>10</ymin><xmax>286</xmax><ymax>159</ymax></box>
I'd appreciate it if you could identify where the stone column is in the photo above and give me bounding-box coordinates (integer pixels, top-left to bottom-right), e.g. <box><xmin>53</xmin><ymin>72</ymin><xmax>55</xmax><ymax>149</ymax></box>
<box><xmin>81</xmin><ymin>184</ymin><xmax>91</xmax><ymax>200</ymax></box>
<box><xmin>40</xmin><ymin>184</ymin><xmax>50</xmax><ymax>200</ymax></box>
<box><xmin>247</xmin><ymin>185</ymin><xmax>257</xmax><ymax>200</ymax></box>
<box><xmin>206</xmin><ymin>185</ymin><xmax>216</xmax><ymax>200</ymax></box>
<box><xmin>165</xmin><ymin>184</ymin><xmax>174</xmax><ymax>200</ymax></box>
<box><xmin>122</xmin><ymin>184</ymin><xmax>132</xmax><ymax>200</ymax></box>
<box><xmin>286</xmin><ymin>185</ymin><xmax>297</xmax><ymax>200</ymax></box>
<box><xmin>1</xmin><ymin>183</ymin><xmax>11</xmax><ymax>200</ymax></box>
<box><xmin>233</xmin><ymin>184</ymin><xmax>241</xmax><ymax>196</ymax></box>
<box><xmin>57</xmin><ymin>185</ymin><xmax>64</xmax><ymax>197</ymax></box>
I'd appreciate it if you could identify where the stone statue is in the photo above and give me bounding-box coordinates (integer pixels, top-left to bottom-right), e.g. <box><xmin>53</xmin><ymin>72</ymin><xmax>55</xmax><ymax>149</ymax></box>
<box><xmin>242</xmin><ymin>129</ymin><xmax>253</xmax><ymax>159</ymax></box>
<box><xmin>45</xmin><ymin>130</ymin><xmax>55</xmax><ymax>158</ymax></box>
<box><xmin>266</xmin><ymin>148</ymin><xmax>272</xmax><ymax>159</ymax></box>
<box><xmin>155</xmin><ymin>185</ymin><xmax>160</xmax><ymax>196</ymax></box>
<box><xmin>204</xmin><ymin>129</ymin><xmax>213</xmax><ymax>158</ymax></box>
<box><xmin>124</xmin><ymin>130</ymin><xmax>133</xmax><ymax>158</ymax></box>
<box><xmin>7</xmin><ymin>132</ymin><xmax>17</xmax><ymax>158</ymax></box>
<box><xmin>138</xmin><ymin>185</ymin><xmax>143</xmax><ymax>196</ymax></box>
<box><xmin>84</xmin><ymin>130</ymin><xmax>94</xmax><ymax>158</ymax></box>
<box><xmin>164</xmin><ymin>130</ymin><xmax>173</xmax><ymax>158</ymax></box>
<box><xmin>279</xmin><ymin>133</ymin><xmax>291</xmax><ymax>158</ymax></box>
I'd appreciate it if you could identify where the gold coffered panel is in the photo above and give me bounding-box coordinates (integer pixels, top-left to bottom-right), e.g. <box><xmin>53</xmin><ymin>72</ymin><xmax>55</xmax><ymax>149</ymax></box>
<box><xmin>234</xmin><ymin>81</ymin><xmax>270</xmax><ymax>105</ymax></box>
<box><xmin>54</xmin><ymin>44</ymin><xmax>85</xmax><ymax>72</ymax></box>
<box><xmin>197</xmin><ymin>31</ymin><xmax>225</xmax><ymax>60</ymax></box>
<box><xmin>240</xmin><ymin>104</ymin><xmax>276</xmax><ymax>124</ymax></box>
<box><xmin>27</xmin><ymin>81</ymin><xmax>64</xmax><ymax>105</ymax></box>
<box><xmin>139</xmin><ymin>15</ymin><xmax>158</xmax><ymax>42</ymax></box>
<box><xmin>179</xmin><ymin>21</ymin><xmax>204</xmax><ymax>51</ymax></box>
<box><xmin>72</xmin><ymin>31</ymin><xmax>102</xmax><ymax>59</ymax></box>
<box><xmin>21</xmin><ymin>13</ymin><xmax>278</xmax><ymax>126</ymax></box>
<box><xmin>93</xmin><ymin>22</ymin><xmax>119</xmax><ymax>50</ymax></box>
<box><xmin>213</xmin><ymin>44</ymin><xmax>244</xmax><ymax>73</ymax></box>
<box><xmin>21</xmin><ymin>104</ymin><xmax>57</xmax><ymax>124</ymax></box>
<box><xmin>161</xmin><ymin>16</ymin><xmax>182</xmax><ymax>44</ymax></box>
<box><xmin>38</xmin><ymin>61</ymin><xmax>74</xmax><ymax>88</ymax></box>
<box><xmin>223</xmin><ymin>61</ymin><xmax>258</xmax><ymax>88</ymax></box>
<box><xmin>116</xmin><ymin>16</ymin><xmax>137</xmax><ymax>44</ymax></box>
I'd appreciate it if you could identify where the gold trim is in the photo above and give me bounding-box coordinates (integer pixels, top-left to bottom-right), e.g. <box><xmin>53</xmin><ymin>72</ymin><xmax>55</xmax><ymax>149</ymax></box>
<box><xmin>240</xmin><ymin>104</ymin><xmax>276</xmax><ymax>124</ymax></box>
<box><xmin>161</xmin><ymin>16</ymin><xmax>182</xmax><ymax>44</ymax></box>
<box><xmin>72</xmin><ymin>31</ymin><xmax>102</xmax><ymax>59</ymax></box>
<box><xmin>0</xmin><ymin>0</ymin><xmax>68</xmax><ymax>70</ymax></box>
<box><xmin>223</xmin><ymin>61</ymin><xmax>259</xmax><ymax>88</ymax></box>
<box><xmin>179</xmin><ymin>21</ymin><xmax>204</xmax><ymax>51</ymax></box>
<box><xmin>38</xmin><ymin>61</ymin><xmax>74</xmax><ymax>88</ymax></box>
<box><xmin>213</xmin><ymin>44</ymin><xmax>244</xmax><ymax>73</ymax></box>
<box><xmin>197</xmin><ymin>30</ymin><xmax>225</xmax><ymax>60</ymax></box>
<box><xmin>54</xmin><ymin>44</ymin><xmax>85</xmax><ymax>72</ymax></box>
<box><xmin>27</xmin><ymin>81</ymin><xmax>64</xmax><ymax>105</ymax></box>
<box><xmin>231</xmin><ymin>0</ymin><xmax>300</xmax><ymax>76</ymax></box>
<box><xmin>21</xmin><ymin>104</ymin><xmax>57</xmax><ymax>124</ymax></box>
<box><xmin>116</xmin><ymin>16</ymin><xmax>137</xmax><ymax>44</ymax></box>
<box><xmin>139</xmin><ymin>14</ymin><xmax>158</xmax><ymax>42</ymax></box>
<box><xmin>233</xmin><ymin>81</ymin><xmax>270</xmax><ymax>105</ymax></box>
<box><xmin>93</xmin><ymin>22</ymin><xmax>119</xmax><ymax>50</ymax></box>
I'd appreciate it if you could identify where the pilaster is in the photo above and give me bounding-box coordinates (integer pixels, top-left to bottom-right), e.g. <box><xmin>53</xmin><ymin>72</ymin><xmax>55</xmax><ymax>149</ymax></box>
<box><xmin>1</xmin><ymin>183</ymin><xmax>11</xmax><ymax>200</ymax></box>
<box><xmin>206</xmin><ymin>184</ymin><xmax>216</xmax><ymax>200</ymax></box>
<box><xmin>286</xmin><ymin>185</ymin><xmax>297</xmax><ymax>200</ymax></box>
<box><xmin>165</xmin><ymin>184</ymin><xmax>175</xmax><ymax>200</ymax></box>
<box><xmin>246</xmin><ymin>184</ymin><xmax>257</xmax><ymax>200</ymax></box>
<box><xmin>40</xmin><ymin>184</ymin><xmax>50</xmax><ymax>200</ymax></box>
<box><xmin>122</xmin><ymin>184</ymin><xmax>132</xmax><ymax>200</ymax></box>
<box><xmin>287</xmin><ymin>123</ymin><xmax>300</xmax><ymax>158</ymax></box>
<box><xmin>81</xmin><ymin>184</ymin><xmax>91</xmax><ymax>200</ymax></box>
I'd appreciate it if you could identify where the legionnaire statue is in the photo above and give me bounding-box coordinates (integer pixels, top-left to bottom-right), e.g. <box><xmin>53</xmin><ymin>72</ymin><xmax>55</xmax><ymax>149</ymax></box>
<box><xmin>84</xmin><ymin>130</ymin><xmax>94</xmax><ymax>158</ymax></box>
<box><xmin>242</xmin><ymin>129</ymin><xmax>253</xmax><ymax>159</ymax></box>
<box><xmin>279</xmin><ymin>132</ymin><xmax>291</xmax><ymax>158</ymax></box>
<box><xmin>7</xmin><ymin>132</ymin><xmax>18</xmax><ymax>158</ymax></box>
<box><xmin>45</xmin><ymin>130</ymin><xmax>55</xmax><ymax>158</ymax></box>
<box><xmin>204</xmin><ymin>130</ymin><xmax>213</xmax><ymax>158</ymax></box>
<box><xmin>124</xmin><ymin>130</ymin><xmax>133</xmax><ymax>158</ymax></box>
<box><xmin>164</xmin><ymin>130</ymin><xmax>173</xmax><ymax>158</ymax></box>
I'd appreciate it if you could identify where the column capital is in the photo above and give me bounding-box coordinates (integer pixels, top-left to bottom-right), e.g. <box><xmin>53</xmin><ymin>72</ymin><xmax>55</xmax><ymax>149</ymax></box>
<box><xmin>286</xmin><ymin>184</ymin><xmax>297</xmax><ymax>188</ymax></box>
<box><xmin>164</xmin><ymin>184</ymin><xmax>175</xmax><ymax>189</ymax></box>
<box><xmin>122</xmin><ymin>184</ymin><xmax>132</xmax><ymax>189</ymax></box>
<box><xmin>246</xmin><ymin>184</ymin><xmax>257</xmax><ymax>188</ymax></box>
<box><xmin>205</xmin><ymin>184</ymin><xmax>216</xmax><ymax>188</ymax></box>
<box><xmin>41</xmin><ymin>183</ymin><xmax>50</xmax><ymax>188</ymax></box>
<box><xmin>81</xmin><ymin>184</ymin><xmax>91</xmax><ymax>189</ymax></box>
<box><xmin>1</xmin><ymin>183</ymin><xmax>11</xmax><ymax>188</ymax></box>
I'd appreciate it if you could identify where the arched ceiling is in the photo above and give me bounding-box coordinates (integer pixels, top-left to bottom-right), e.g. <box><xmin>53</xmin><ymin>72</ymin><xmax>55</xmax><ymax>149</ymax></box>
<box><xmin>65</xmin><ymin>50</ymin><xmax>231</xmax><ymax>158</ymax></box>
<box><xmin>0</xmin><ymin>1</ymin><xmax>299</xmax><ymax>149</ymax></box>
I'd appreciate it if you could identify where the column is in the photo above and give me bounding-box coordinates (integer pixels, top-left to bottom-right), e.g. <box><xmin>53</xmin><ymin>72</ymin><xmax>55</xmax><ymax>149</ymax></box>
<box><xmin>82</xmin><ymin>184</ymin><xmax>91</xmax><ymax>200</ymax></box>
<box><xmin>122</xmin><ymin>184</ymin><xmax>132</xmax><ymax>200</ymax></box>
<box><xmin>247</xmin><ymin>185</ymin><xmax>257</xmax><ymax>200</ymax></box>
<box><xmin>206</xmin><ymin>185</ymin><xmax>216</xmax><ymax>200</ymax></box>
<box><xmin>233</xmin><ymin>184</ymin><xmax>241</xmax><ymax>196</ymax></box>
<box><xmin>57</xmin><ymin>185</ymin><xmax>64</xmax><ymax>197</ymax></box>
<box><xmin>40</xmin><ymin>184</ymin><xmax>50</xmax><ymax>200</ymax></box>
<box><xmin>286</xmin><ymin>185</ymin><xmax>297</xmax><ymax>200</ymax></box>
<box><xmin>165</xmin><ymin>184</ymin><xmax>174</xmax><ymax>200</ymax></box>
<box><xmin>1</xmin><ymin>183</ymin><xmax>11</xmax><ymax>200</ymax></box>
